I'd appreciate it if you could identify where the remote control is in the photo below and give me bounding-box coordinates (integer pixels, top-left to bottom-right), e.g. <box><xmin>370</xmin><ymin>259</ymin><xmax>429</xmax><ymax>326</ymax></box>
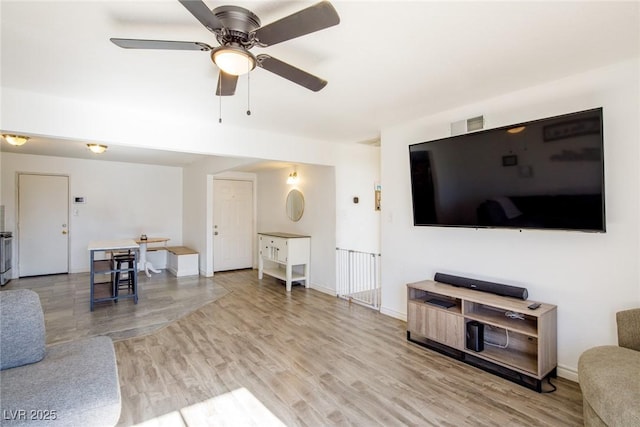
<box><xmin>528</xmin><ymin>302</ymin><xmax>541</xmax><ymax>310</ymax></box>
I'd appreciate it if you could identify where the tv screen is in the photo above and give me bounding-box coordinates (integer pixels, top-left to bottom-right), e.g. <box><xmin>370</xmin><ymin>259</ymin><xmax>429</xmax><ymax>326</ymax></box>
<box><xmin>409</xmin><ymin>108</ymin><xmax>605</xmax><ymax>232</ymax></box>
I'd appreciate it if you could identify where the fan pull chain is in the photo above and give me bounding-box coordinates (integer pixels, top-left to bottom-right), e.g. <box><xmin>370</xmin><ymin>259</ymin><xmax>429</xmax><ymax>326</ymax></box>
<box><xmin>218</xmin><ymin>74</ymin><xmax>223</xmax><ymax>124</ymax></box>
<box><xmin>246</xmin><ymin>70</ymin><xmax>251</xmax><ymax>116</ymax></box>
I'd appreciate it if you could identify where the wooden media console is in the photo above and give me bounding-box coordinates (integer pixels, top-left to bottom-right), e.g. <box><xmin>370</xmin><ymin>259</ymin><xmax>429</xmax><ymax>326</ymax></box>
<box><xmin>406</xmin><ymin>280</ymin><xmax>557</xmax><ymax>392</ymax></box>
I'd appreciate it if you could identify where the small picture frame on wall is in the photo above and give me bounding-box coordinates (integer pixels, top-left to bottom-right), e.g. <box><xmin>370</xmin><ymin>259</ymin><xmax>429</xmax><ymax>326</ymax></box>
<box><xmin>502</xmin><ymin>155</ymin><xmax>518</xmax><ymax>167</ymax></box>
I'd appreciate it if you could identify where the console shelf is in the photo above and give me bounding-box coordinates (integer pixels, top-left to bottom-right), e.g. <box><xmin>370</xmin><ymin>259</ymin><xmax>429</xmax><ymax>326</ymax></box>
<box><xmin>464</xmin><ymin>302</ymin><xmax>538</xmax><ymax>336</ymax></box>
<box><xmin>406</xmin><ymin>280</ymin><xmax>557</xmax><ymax>392</ymax></box>
<box><xmin>258</xmin><ymin>233</ymin><xmax>310</xmax><ymax>292</ymax></box>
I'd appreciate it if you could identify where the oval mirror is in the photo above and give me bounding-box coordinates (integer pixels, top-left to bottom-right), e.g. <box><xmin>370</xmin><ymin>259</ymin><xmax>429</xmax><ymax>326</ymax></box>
<box><xmin>286</xmin><ymin>189</ymin><xmax>304</xmax><ymax>222</ymax></box>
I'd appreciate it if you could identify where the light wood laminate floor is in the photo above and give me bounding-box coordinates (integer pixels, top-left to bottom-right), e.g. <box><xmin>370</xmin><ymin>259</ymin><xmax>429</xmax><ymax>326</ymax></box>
<box><xmin>4</xmin><ymin>270</ymin><xmax>583</xmax><ymax>426</ymax></box>
<box><xmin>3</xmin><ymin>270</ymin><xmax>229</xmax><ymax>344</ymax></box>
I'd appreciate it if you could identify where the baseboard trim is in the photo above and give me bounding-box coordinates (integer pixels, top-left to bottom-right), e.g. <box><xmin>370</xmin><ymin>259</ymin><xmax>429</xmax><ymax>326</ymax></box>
<box><xmin>380</xmin><ymin>306</ymin><xmax>407</xmax><ymax>322</ymax></box>
<box><xmin>309</xmin><ymin>283</ymin><xmax>335</xmax><ymax>296</ymax></box>
<box><xmin>557</xmin><ymin>364</ymin><xmax>578</xmax><ymax>382</ymax></box>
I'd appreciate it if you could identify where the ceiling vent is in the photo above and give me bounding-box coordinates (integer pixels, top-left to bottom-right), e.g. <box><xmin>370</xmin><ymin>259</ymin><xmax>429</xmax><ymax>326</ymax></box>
<box><xmin>450</xmin><ymin>115</ymin><xmax>484</xmax><ymax>136</ymax></box>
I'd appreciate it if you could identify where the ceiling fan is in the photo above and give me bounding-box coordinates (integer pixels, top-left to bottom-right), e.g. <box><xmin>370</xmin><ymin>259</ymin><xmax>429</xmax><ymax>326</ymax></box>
<box><xmin>111</xmin><ymin>0</ymin><xmax>340</xmax><ymax>96</ymax></box>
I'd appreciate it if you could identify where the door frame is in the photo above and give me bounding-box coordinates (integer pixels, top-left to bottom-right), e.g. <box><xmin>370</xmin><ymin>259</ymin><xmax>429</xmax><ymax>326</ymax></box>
<box><xmin>16</xmin><ymin>172</ymin><xmax>70</xmax><ymax>277</ymax></box>
<box><xmin>205</xmin><ymin>172</ymin><xmax>257</xmax><ymax>277</ymax></box>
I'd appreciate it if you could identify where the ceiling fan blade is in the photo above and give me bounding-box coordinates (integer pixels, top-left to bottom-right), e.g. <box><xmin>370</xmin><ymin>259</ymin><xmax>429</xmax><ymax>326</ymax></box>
<box><xmin>110</xmin><ymin>38</ymin><xmax>212</xmax><ymax>51</ymax></box>
<box><xmin>178</xmin><ymin>0</ymin><xmax>224</xmax><ymax>32</ymax></box>
<box><xmin>254</xmin><ymin>1</ymin><xmax>340</xmax><ymax>47</ymax></box>
<box><xmin>216</xmin><ymin>71</ymin><xmax>238</xmax><ymax>96</ymax></box>
<box><xmin>257</xmin><ymin>54</ymin><xmax>327</xmax><ymax>92</ymax></box>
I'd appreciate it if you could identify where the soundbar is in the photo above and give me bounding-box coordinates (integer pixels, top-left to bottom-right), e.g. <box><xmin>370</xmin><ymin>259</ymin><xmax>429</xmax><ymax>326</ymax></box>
<box><xmin>434</xmin><ymin>272</ymin><xmax>528</xmax><ymax>300</ymax></box>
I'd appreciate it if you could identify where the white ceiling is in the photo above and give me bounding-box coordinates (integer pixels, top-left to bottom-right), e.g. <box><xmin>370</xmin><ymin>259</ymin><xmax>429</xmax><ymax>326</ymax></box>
<box><xmin>1</xmin><ymin>1</ymin><xmax>638</xmax><ymax>165</ymax></box>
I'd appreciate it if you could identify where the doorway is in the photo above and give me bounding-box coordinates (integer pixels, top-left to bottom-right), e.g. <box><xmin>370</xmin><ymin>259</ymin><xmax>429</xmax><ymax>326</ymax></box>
<box><xmin>213</xmin><ymin>179</ymin><xmax>253</xmax><ymax>272</ymax></box>
<box><xmin>18</xmin><ymin>174</ymin><xmax>69</xmax><ymax>276</ymax></box>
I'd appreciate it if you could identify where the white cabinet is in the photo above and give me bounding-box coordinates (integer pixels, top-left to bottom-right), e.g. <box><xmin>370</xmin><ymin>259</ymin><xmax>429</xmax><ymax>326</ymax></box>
<box><xmin>258</xmin><ymin>232</ymin><xmax>310</xmax><ymax>292</ymax></box>
<box><xmin>166</xmin><ymin>246</ymin><xmax>199</xmax><ymax>277</ymax></box>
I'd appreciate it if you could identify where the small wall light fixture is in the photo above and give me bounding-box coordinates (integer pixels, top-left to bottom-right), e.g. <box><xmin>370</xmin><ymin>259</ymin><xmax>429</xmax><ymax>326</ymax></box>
<box><xmin>2</xmin><ymin>134</ymin><xmax>29</xmax><ymax>146</ymax></box>
<box><xmin>87</xmin><ymin>144</ymin><xmax>108</xmax><ymax>154</ymax></box>
<box><xmin>286</xmin><ymin>171</ymin><xmax>298</xmax><ymax>185</ymax></box>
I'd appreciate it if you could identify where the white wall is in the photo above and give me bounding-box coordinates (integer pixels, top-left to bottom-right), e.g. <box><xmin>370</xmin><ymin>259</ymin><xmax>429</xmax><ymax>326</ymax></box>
<box><xmin>1</xmin><ymin>88</ymin><xmax>342</xmax><ymax>167</ymax></box>
<box><xmin>1</xmin><ymin>88</ymin><xmax>382</xmax><ymax>273</ymax></box>
<box><xmin>1</xmin><ymin>153</ymin><xmax>183</xmax><ymax>274</ymax></box>
<box><xmin>1</xmin><ymin>147</ymin><xmax>381</xmax><ymax>288</ymax></box>
<box><xmin>379</xmin><ymin>58</ymin><xmax>640</xmax><ymax>380</ymax></box>
<box><xmin>182</xmin><ymin>156</ymin><xmax>257</xmax><ymax>276</ymax></box>
<box><xmin>178</xmin><ymin>142</ymin><xmax>380</xmax><ymax>281</ymax></box>
<box><xmin>334</xmin><ymin>143</ymin><xmax>381</xmax><ymax>254</ymax></box>
<box><xmin>256</xmin><ymin>164</ymin><xmax>336</xmax><ymax>294</ymax></box>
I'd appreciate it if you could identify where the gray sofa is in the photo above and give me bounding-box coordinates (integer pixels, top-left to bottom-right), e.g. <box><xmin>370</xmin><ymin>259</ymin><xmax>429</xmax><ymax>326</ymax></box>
<box><xmin>0</xmin><ymin>289</ymin><xmax>121</xmax><ymax>426</ymax></box>
<box><xmin>578</xmin><ymin>308</ymin><xmax>640</xmax><ymax>426</ymax></box>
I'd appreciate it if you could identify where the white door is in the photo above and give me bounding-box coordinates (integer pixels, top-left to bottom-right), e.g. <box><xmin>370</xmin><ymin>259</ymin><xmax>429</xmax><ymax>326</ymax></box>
<box><xmin>213</xmin><ymin>179</ymin><xmax>253</xmax><ymax>272</ymax></box>
<box><xmin>18</xmin><ymin>174</ymin><xmax>69</xmax><ymax>276</ymax></box>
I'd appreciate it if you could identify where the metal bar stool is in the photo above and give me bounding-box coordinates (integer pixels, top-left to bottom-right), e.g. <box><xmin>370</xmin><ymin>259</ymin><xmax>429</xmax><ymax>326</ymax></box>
<box><xmin>111</xmin><ymin>250</ymin><xmax>136</xmax><ymax>300</ymax></box>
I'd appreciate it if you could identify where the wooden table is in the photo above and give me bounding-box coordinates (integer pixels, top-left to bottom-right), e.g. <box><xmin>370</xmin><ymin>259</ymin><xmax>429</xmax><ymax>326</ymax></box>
<box><xmin>135</xmin><ymin>237</ymin><xmax>169</xmax><ymax>277</ymax></box>
<box><xmin>88</xmin><ymin>239</ymin><xmax>139</xmax><ymax>311</ymax></box>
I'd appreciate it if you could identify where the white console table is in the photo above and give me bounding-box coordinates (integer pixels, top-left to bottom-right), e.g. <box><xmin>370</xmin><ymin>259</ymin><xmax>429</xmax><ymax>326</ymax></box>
<box><xmin>258</xmin><ymin>232</ymin><xmax>310</xmax><ymax>292</ymax></box>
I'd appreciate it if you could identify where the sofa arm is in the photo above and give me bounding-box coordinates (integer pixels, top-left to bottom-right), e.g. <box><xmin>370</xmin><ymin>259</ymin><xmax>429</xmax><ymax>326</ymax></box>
<box><xmin>0</xmin><ymin>290</ymin><xmax>46</xmax><ymax>370</ymax></box>
<box><xmin>578</xmin><ymin>345</ymin><xmax>640</xmax><ymax>427</ymax></box>
<box><xmin>617</xmin><ymin>308</ymin><xmax>640</xmax><ymax>351</ymax></box>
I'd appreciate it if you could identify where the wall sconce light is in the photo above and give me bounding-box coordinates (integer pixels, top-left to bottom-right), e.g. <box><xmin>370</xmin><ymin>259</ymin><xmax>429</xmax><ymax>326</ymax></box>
<box><xmin>286</xmin><ymin>171</ymin><xmax>298</xmax><ymax>185</ymax></box>
<box><xmin>2</xmin><ymin>134</ymin><xmax>30</xmax><ymax>146</ymax></box>
<box><xmin>87</xmin><ymin>144</ymin><xmax>108</xmax><ymax>154</ymax></box>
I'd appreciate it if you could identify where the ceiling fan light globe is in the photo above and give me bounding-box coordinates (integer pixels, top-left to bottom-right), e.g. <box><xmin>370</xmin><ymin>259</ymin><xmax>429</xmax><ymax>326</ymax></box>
<box><xmin>211</xmin><ymin>47</ymin><xmax>256</xmax><ymax>76</ymax></box>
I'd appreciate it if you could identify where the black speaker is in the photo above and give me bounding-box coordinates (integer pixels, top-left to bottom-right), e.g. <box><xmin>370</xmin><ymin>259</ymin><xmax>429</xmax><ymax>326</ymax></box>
<box><xmin>466</xmin><ymin>321</ymin><xmax>484</xmax><ymax>352</ymax></box>
<box><xmin>434</xmin><ymin>272</ymin><xmax>528</xmax><ymax>300</ymax></box>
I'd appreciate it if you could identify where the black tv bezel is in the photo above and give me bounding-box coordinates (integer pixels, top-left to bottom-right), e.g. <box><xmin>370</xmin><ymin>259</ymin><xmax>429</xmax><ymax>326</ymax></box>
<box><xmin>408</xmin><ymin>107</ymin><xmax>606</xmax><ymax>233</ymax></box>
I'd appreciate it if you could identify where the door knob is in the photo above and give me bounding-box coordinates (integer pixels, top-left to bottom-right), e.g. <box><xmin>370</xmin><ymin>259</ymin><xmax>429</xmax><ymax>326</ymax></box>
<box><xmin>62</xmin><ymin>230</ymin><xmax>68</xmax><ymax>235</ymax></box>
<box><xmin>214</xmin><ymin>232</ymin><xmax>219</xmax><ymax>236</ymax></box>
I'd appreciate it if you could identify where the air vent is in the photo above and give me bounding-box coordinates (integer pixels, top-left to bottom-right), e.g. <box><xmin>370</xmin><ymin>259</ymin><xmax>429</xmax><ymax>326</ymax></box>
<box><xmin>450</xmin><ymin>115</ymin><xmax>485</xmax><ymax>136</ymax></box>
<box><xmin>467</xmin><ymin>116</ymin><xmax>484</xmax><ymax>132</ymax></box>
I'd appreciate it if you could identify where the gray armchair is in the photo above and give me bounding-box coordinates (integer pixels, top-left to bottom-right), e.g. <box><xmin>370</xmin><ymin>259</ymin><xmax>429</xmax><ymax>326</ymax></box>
<box><xmin>0</xmin><ymin>289</ymin><xmax>121</xmax><ymax>426</ymax></box>
<box><xmin>578</xmin><ymin>308</ymin><xmax>640</xmax><ymax>427</ymax></box>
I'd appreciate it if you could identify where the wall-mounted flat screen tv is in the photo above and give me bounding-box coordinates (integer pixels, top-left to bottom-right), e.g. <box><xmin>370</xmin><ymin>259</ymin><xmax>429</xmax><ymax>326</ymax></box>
<box><xmin>409</xmin><ymin>108</ymin><xmax>605</xmax><ymax>232</ymax></box>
